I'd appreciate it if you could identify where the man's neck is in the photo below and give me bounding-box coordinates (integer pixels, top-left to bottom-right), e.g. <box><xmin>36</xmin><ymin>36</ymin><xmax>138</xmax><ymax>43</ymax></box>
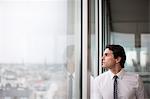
<box><xmin>110</xmin><ymin>65</ymin><xmax>122</xmax><ymax>74</ymax></box>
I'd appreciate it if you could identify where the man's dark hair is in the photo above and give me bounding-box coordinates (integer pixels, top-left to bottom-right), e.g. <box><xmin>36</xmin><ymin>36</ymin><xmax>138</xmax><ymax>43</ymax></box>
<box><xmin>105</xmin><ymin>44</ymin><xmax>126</xmax><ymax>68</ymax></box>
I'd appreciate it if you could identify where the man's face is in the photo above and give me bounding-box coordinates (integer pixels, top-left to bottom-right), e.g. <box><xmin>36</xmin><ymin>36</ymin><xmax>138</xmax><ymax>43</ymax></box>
<box><xmin>101</xmin><ymin>48</ymin><xmax>117</xmax><ymax>69</ymax></box>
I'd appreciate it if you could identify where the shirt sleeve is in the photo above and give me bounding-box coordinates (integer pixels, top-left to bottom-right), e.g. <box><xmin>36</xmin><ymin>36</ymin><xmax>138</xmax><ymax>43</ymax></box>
<box><xmin>136</xmin><ymin>75</ymin><xmax>144</xmax><ymax>99</ymax></box>
<box><xmin>92</xmin><ymin>78</ymin><xmax>103</xmax><ymax>99</ymax></box>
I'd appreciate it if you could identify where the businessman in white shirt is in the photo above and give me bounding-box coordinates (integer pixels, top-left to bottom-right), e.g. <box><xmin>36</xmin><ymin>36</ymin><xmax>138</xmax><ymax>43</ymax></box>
<box><xmin>93</xmin><ymin>44</ymin><xmax>144</xmax><ymax>99</ymax></box>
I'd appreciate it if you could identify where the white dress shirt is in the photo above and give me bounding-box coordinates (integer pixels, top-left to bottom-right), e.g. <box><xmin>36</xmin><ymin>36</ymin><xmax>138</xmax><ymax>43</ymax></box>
<box><xmin>93</xmin><ymin>69</ymin><xmax>144</xmax><ymax>99</ymax></box>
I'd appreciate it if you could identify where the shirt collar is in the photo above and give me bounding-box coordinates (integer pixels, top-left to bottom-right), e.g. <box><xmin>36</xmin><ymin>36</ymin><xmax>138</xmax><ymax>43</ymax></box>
<box><xmin>109</xmin><ymin>68</ymin><xmax>125</xmax><ymax>80</ymax></box>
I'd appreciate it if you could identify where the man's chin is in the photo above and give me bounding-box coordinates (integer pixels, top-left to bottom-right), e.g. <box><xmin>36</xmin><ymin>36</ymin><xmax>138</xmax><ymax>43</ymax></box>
<box><xmin>102</xmin><ymin>66</ymin><xmax>108</xmax><ymax>69</ymax></box>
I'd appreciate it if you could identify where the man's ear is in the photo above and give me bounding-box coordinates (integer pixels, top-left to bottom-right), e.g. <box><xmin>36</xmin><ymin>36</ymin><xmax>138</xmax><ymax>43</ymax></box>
<box><xmin>116</xmin><ymin>56</ymin><xmax>121</xmax><ymax>63</ymax></box>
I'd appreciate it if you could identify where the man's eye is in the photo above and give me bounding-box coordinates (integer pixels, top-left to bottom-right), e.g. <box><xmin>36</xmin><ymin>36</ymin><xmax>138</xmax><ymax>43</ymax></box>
<box><xmin>105</xmin><ymin>53</ymin><xmax>108</xmax><ymax>56</ymax></box>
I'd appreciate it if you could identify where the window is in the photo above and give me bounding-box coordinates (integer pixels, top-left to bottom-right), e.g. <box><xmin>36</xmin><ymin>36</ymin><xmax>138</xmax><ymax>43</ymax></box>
<box><xmin>0</xmin><ymin>0</ymin><xmax>81</xmax><ymax>99</ymax></box>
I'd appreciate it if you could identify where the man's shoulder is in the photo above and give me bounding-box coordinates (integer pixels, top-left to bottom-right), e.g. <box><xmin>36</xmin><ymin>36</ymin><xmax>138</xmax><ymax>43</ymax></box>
<box><xmin>125</xmin><ymin>71</ymin><xmax>140</xmax><ymax>76</ymax></box>
<box><xmin>94</xmin><ymin>71</ymin><xmax>109</xmax><ymax>80</ymax></box>
<box><xmin>124</xmin><ymin>71</ymin><xmax>141</xmax><ymax>80</ymax></box>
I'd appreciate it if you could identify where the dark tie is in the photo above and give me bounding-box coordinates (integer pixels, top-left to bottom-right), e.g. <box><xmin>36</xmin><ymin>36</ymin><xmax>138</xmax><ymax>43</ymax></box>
<box><xmin>113</xmin><ymin>75</ymin><xmax>118</xmax><ymax>99</ymax></box>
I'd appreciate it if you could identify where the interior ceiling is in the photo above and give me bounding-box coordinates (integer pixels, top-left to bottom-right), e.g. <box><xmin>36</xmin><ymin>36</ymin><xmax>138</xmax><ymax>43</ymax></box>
<box><xmin>109</xmin><ymin>0</ymin><xmax>150</xmax><ymax>33</ymax></box>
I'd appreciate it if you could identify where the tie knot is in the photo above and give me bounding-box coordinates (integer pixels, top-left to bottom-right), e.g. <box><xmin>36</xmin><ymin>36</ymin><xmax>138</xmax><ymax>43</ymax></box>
<box><xmin>113</xmin><ymin>75</ymin><xmax>118</xmax><ymax>80</ymax></box>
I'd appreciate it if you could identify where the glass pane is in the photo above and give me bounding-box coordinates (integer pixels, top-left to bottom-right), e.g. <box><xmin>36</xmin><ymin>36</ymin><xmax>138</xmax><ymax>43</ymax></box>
<box><xmin>89</xmin><ymin>0</ymin><xmax>98</xmax><ymax>78</ymax></box>
<box><xmin>89</xmin><ymin>0</ymin><xmax>99</xmax><ymax>98</ymax></box>
<box><xmin>0</xmin><ymin>0</ymin><xmax>81</xmax><ymax>99</ymax></box>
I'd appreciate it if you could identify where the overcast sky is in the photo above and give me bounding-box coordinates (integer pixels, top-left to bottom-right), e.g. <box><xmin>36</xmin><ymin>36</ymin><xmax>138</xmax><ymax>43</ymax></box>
<box><xmin>0</xmin><ymin>0</ymin><xmax>68</xmax><ymax>64</ymax></box>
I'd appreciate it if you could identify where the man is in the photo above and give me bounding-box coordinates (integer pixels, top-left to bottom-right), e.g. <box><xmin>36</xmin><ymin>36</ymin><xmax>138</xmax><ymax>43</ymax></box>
<box><xmin>93</xmin><ymin>44</ymin><xmax>144</xmax><ymax>99</ymax></box>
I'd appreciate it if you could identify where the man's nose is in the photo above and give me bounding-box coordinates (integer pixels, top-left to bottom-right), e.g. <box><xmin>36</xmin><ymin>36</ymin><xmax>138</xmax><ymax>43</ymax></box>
<box><xmin>101</xmin><ymin>56</ymin><xmax>104</xmax><ymax>60</ymax></box>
